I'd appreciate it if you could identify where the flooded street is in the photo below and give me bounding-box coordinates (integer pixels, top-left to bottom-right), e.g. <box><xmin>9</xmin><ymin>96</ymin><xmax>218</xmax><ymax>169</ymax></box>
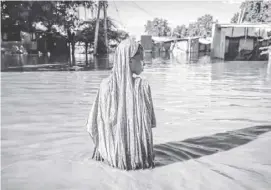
<box><xmin>1</xmin><ymin>54</ymin><xmax>271</xmax><ymax>190</ymax></box>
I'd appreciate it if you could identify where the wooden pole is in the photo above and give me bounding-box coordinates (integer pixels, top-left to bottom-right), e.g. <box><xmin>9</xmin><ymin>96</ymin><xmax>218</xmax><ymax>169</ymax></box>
<box><xmin>238</xmin><ymin>5</ymin><xmax>247</xmax><ymax>24</ymax></box>
<box><xmin>103</xmin><ymin>1</ymin><xmax>108</xmax><ymax>53</ymax></box>
<box><xmin>237</xmin><ymin>7</ymin><xmax>243</xmax><ymax>23</ymax></box>
<box><xmin>94</xmin><ymin>1</ymin><xmax>101</xmax><ymax>56</ymax></box>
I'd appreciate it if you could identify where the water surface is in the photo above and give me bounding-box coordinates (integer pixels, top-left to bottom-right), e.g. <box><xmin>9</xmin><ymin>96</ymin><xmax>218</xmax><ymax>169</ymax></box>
<box><xmin>1</xmin><ymin>53</ymin><xmax>271</xmax><ymax>190</ymax></box>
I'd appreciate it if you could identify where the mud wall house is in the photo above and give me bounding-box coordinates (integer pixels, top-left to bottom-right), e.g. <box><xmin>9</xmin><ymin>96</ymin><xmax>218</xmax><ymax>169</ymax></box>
<box><xmin>211</xmin><ymin>23</ymin><xmax>271</xmax><ymax>61</ymax></box>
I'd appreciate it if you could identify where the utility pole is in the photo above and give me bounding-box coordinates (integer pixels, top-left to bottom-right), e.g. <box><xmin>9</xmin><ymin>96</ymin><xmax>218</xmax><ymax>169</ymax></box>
<box><xmin>103</xmin><ymin>1</ymin><xmax>108</xmax><ymax>53</ymax></box>
<box><xmin>94</xmin><ymin>1</ymin><xmax>101</xmax><ymax>55</ymax></box>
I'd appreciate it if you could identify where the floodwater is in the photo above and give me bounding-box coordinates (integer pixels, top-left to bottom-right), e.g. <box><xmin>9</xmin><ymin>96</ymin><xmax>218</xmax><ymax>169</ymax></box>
<box><xmin>1</xmin><ymin>52</ymin><xmax>271</xmax><ymax>190</ymax></box>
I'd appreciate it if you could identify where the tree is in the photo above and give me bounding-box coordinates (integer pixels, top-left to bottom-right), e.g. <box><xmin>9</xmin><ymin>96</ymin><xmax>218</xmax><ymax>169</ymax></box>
<box><xmin>238</xmin><ymin>0</ymin><xmax>270</xmax><ymax>23</ymax></box>
<box><xmin>1</xmin><ymin>1</ymin><xmax>33</xmax><ymax>33</ymax></box>
<box><xmin>1</xmin><ymin>1</ymin><xmax>84</xmax><ymax>32</ymax></box>
<box><xmin>231</xmin><ymin>12</ymin><xmax>239</xmax><ymax>23</ymax></box>
<box><xmin>76</xmin><ymin>17</ymin><xmax>129</xmax><ymax>55</ymax></box>
<box><xmin>30</xmin><ymin>1</ymin><xmax>95</xmax><ymax>56</ymax></box>
<box><xmin>173</xmin><ymin>25</ymin><xmax>187</xmax><ymax>38</ymax></box>
<box><xmin>185</xmin><ymin>14</ymin><xmax>214</xmax><ymax>37</ymax></box>
<box><xmin>196</xmin><ymin>14</ymin><xmax>213</xmax><ymax>37</ymax></box>
<box><xmin>144</xmin><ymin>18</ymin><xmax>171</xmax><ymax>36</ymax></box>
<box><xmin>1</xmin><ymin>1</ymin><xmax>95</xmax><ymax>55</ymax></box>
<box><xmin>187</xmin><ymin>22</ymin><xmax>200</xmax><ymax>37</ymax></box>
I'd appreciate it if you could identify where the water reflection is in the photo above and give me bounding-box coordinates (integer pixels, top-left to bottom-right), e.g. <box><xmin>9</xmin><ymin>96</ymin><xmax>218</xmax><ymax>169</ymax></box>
<box><xmin>1</xmin><ymin>53</ymin><xmax>114</xmax><ymax>72</ymax></box>
<box><xmin>1</xmin><ymin>51</ymin><xmax>268</xmax><ymax>74</ymax></box>
<box><xmin>1</xmin><ymin>49</ymin><xmax>271</xmax><ymax>188</ymax></box>
<box><xmin>2</xmin><ymin>51</ymin><xmax>173</xmax><ymax>72</ymax></box>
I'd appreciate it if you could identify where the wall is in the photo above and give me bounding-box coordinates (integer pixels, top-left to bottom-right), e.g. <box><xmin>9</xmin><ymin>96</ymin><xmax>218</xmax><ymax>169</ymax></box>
<box><xmin>163</xmin><ymin>42</ymin><xmax>171</xmax><ymax>51</ymax></box>
<box><xmin>199</xmin><ymin>44</ymin><xmax>211</xmax><ymax>52</ymax></box>
<box><xmin>141</xmin><ymin>35</ymin><xmax>152</xmax><ymax>52</ymax></box>
<box><xmin>199</xmin><ymin>44</ymin><xmax>205</xmax><ymax>51</ymax></box>
<box><xmin>173</xmin><ymin>40</ymin><xmax>188</xmax><ymax>52</ymax></box>
<box><xmin>189</xmin><ymin>38</ymin><xmax>199</xmax><ymax>53</ymax></box>
<box><xmin>211</xmin><ymin>24</ymin><xmax>224</xmax><ymax>59</ymax></box>
<box><xmin>239</xmin><ymin>38</ymin><xmax>254</xmax><ymax>51</ymax></box>
<box><xmin>225</xmin><ymin>39</ymin><xmax>229</xmax><ymax>53</ymax></box>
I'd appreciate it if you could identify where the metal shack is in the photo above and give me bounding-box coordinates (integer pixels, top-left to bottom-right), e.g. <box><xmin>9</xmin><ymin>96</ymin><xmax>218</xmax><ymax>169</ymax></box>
<box><xmin>171</xmin><ymin>37</ymin><xmax>199</xmax><ymax>53</ymax></box>
<box><xmin>211</xmin><ymin>23</ymin><xmax>271</xmax><ymax>60</ymax></box>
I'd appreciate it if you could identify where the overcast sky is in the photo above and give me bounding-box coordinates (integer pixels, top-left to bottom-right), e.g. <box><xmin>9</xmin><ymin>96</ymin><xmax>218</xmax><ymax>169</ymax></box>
<box><xmin>106</xmin><ymin>1</ymin><xmax>242</xmax><ymax>37</ymax></box>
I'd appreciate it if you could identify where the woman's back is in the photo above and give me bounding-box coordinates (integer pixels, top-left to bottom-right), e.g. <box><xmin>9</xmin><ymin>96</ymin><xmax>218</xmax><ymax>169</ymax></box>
<box><xmin>86</xmin><ymin>39</ymin><xmax>156</xmax><ymax>170</ymax></box>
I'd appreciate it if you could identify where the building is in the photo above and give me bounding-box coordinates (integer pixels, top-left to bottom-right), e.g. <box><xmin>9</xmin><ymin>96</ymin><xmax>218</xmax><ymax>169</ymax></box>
<box><xmin>141</xmin><ymin>35</ymin><xmax>152</xmax><ymax>52</ymax></box>
<box><xmin>171</xmin><ymin>37</ymin><xmax>199</xmax><ymax>53</ymax></box>
<box><xmin>211</xmin><ymin>23</ymin><xmax>271</xmax><ymax>61</ymax></box>
<box><xmin>140</xmin><ymin>35</ymin><xmax>211</xmax><ymax>55</ymax></box>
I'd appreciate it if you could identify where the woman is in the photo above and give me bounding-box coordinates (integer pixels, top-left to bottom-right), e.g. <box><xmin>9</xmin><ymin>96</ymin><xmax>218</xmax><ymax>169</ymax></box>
<box><xmin>86</xmin><ymin>38</ymin><xmax>156</xmax><ymax>170</ymax></box>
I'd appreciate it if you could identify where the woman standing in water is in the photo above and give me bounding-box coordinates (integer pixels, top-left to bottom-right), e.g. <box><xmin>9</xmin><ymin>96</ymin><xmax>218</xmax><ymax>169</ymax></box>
<box><xmin>86</xmin><ymin>38</ymin><xmax>156</xmax><ymax>170</ymax></box>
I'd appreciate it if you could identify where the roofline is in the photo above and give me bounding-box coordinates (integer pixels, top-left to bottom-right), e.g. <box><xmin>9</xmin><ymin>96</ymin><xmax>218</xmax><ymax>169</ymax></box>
<box><xmin>217</xmin><ymin>23</ymin><xmax>271</xmax><ymax>28</ymax></box>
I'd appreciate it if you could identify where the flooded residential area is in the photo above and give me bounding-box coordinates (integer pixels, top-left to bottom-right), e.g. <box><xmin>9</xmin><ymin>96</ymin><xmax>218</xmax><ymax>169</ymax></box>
<box><xmin>2</xmin><ymin>52</ymin><xmax>271</xmax><ymax>189</ymax></box>
<box><xmin>1</xmin><ymin>1</ymin><xmax>271</xmax><ymax>190</ymax></box>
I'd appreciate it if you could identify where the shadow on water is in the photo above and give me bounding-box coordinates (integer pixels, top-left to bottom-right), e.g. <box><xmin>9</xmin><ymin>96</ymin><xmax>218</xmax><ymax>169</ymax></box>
<box><xmin>154</xmin><ymin>125</ymin><xmax>271</xmax><ymax>168</ymax></box>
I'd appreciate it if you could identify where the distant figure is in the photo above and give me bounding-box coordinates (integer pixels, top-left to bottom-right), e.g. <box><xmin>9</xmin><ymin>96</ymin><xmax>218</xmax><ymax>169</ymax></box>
<box><xmin>86</xmin><ymin>38</ymin><xmax>156</xmax><ymax>170</ymax></box>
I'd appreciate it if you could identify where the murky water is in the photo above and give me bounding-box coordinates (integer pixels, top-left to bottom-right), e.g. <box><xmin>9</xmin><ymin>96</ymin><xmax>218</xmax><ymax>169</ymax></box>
<box><xmin>1</xmin><ymin>53</ymin><xmax>114</xmax><ymax>72</ymax></box>
<box><xmin>1</xmin><ymin>51</ymin><xmax>208</xmax><ymax>72</ymax></box>
<box><xmin>1</xmin><ymin>53</ymin><xmax>271</xmax><ymax>190</ymax></box>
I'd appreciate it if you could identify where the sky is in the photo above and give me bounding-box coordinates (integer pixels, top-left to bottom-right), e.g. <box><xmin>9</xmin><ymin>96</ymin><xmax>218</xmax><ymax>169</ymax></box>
<box><xmin>106</xmin><ymin>1</ymin><xmax>242</xmax><ymax>37</ymax></box>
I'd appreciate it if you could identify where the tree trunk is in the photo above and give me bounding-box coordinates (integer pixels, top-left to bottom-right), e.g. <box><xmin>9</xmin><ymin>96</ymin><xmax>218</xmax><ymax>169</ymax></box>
<box><xmin>85</xmin><ymin>42</ymin><xmax>88</xmax><ymax>55</ymax></box>
<box><xmin>71</xmin><ymin>32</ymin><xmax>75</xmax><ymax>58</ymax></box>
<box><xmin>72</xmin><ymin>41</ymin><xmax>75</xmax><ymax>58</ymax></box>
<box><xmin>103</xmin><ymin>1</ymin><xmax>108</xmax><ymax>53</ymax></box>
<box><xmin>85</xmin><ymin>42</ymin><xmax>89</xmax><ymax>65</ymax></box>
<box><xmin>94</xmin><ymin>2</ymin><xmax>101</xmax><ymax>55</ymax></box>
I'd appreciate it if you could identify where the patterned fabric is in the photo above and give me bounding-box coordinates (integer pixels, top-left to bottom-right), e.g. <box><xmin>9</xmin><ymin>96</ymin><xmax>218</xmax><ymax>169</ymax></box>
<box><xmin>86</xmin><ymin>38</ymin><xmax>156</xmax><ymax>170</ymax></box>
